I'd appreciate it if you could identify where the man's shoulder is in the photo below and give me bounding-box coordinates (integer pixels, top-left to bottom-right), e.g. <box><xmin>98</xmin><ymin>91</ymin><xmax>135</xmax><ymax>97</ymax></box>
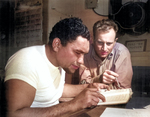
<box><xmin>20</xmin><ymin>45</ymin><xmax>44</xmax><ymax>52</ymax></box>
<box><xmin>15</xmin><ymin>45</ymin><xmax>44</xmax><ymax>57</ymax></box>
<box><xmin>7</xmin><ymin>45</ymin><xmax>45</xmax><ymax>65</ymax></box>
<box><xmin>114</xmin><ymin>42</ymin><xmax>129</xmax><ymax>52</ymax></box>
<box><xmin>113</xmin><ymin>42</ymin><xmax>130</xmax><ymax>56</ymax></box>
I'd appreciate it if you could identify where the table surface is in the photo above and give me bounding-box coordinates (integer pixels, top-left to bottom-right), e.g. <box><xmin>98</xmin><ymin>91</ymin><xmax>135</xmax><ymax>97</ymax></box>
<box><xmin>68</xmin><ymin>96</ymin><xmax>150</xmax><ymax>117</ymax></box>
<box><xmin>69</xmin><ymin>105</ymin><xmax>106</xmax><ymax>117</ymax></box>
<box><xmin>69</xmin><ymin>104</ymin><xmax>126</xmax><ymax>117</ymax></box>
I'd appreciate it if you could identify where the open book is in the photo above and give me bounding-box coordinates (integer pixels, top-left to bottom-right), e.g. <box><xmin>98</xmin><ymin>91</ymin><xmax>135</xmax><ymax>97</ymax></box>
<box><xmin>98</xmin><ymin>88</ymin><xmax>133</xmax><ymax>105</ymax></box>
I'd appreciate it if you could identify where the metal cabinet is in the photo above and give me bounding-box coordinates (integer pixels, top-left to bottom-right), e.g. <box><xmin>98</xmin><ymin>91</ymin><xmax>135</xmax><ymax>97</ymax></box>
<box><xmin>14</xmin><ymin>0</ymin><xmax>43</xmax><ymax>47</ymax></box>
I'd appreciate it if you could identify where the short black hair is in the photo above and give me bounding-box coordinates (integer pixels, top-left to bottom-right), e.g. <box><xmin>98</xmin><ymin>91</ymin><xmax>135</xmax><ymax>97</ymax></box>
<box><xmin>49</xmin><ymin>17</ymin><xmax>90</xmax><ymax>46</ymax></box>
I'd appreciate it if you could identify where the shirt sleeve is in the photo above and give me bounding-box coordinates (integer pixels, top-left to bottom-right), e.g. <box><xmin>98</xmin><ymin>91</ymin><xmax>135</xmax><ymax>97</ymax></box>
<box><xmin>5</xmin><ymin>50</ymin><xmax>39</xmax><ymax>89</ymax></box>
<box><xmin>115</xmin><ymin>50</ymin><xmax>133</xmax><ymax>88</ymax></box>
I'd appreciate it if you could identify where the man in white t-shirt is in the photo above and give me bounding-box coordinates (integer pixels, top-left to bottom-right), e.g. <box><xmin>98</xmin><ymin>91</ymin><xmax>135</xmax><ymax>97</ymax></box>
<box><xmin>4</xmin><ymin>17</ymin><xmax>109</xmax><ymax>117</ymax></box>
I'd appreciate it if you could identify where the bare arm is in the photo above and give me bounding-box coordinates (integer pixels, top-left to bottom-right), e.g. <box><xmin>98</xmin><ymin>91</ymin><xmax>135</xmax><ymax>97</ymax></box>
<box><xmin>5</xmin><ymin>79</ymin><xmax>76</xmax><ymax>117</ymax></box>
<box><xmin>61</xmin><ymin>83</ymin><xmax>88</xmax><ymax>98</ymax></box>
<box><xmin>5</xmin><ymin>79</ymin><xmax>107</xmax><ymax>117</ymax></box>
<box><xmin>62</xmin><ymin>83</ymin><xmax>109</xmax><ymax>98</ymax></box>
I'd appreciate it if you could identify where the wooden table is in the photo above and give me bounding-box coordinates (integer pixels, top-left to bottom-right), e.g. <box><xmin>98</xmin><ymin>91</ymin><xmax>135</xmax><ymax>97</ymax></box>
<box><xmin>69</xmin><ymin>105</ymin><xmax>106</xmax><ymax>117</ymax></box>
<box><xmin>60</xmin><ymin>96</ymin><xmax>150</xmax><ymax>117</ymax></box>
<box><xmin>69</xmin><ymin>104</ymin><xmax>126</xmax><ymax>117</ymax></box>
<box><xmin>59</xmin><ymin>98</ymin><xmax>108</xmax><ymax>117</ymax></box>
<box><xmin>69</xmin><ymin>96</ymin><xmax>150</xmax><ymax>117</ymax></box>
<box><xmin>60</xmin><ymin>98</ymin><xmax>126</xmax><ymax>117</ymax></box>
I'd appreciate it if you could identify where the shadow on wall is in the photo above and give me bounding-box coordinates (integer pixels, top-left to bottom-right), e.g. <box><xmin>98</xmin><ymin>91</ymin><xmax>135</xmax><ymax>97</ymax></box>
<box><xmin>0</xmin><ymin>78</ymin><xmax>7</xmax><ymax>117</ymax></box>
<box><xmin>131</xmin><ymin>66</ymin><xmax>150</xmax><ymax>97</ymax></box>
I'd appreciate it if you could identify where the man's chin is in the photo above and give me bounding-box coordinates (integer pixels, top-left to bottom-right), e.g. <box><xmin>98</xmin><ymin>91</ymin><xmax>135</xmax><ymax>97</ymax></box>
<box><xmin>97</xmin><ymin>53</ymin><xmax>107</xmax><ymax>60</ymax></box>
<box><xmin>100</xmin><ymin>56</ymin><xmax>107</xmax><ymax>60</ymax></box>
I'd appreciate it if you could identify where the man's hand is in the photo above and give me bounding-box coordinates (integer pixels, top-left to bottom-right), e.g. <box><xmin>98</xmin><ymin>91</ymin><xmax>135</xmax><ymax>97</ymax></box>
<box><xmin>88</xmin><ymin>83</ymin><xmax>110</xmax><ymax>91</ymax></box>
<box><xmin>71</xmin><ymin>88</ymin><xmax>105</xmax><ymax>109</ymax></box>
<box><xmin>69</xmin><ymin>83</ymin><xmax>110</xmax><ymax>109</ymax></box>
<box><xmin>102</xmin><ymin>70</ymin><xmax>119</xmax><ymax>84</ymax></box>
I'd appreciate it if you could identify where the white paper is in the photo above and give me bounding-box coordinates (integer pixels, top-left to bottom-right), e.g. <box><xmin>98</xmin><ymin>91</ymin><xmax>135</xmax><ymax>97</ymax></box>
<box><xmin>100</xmin><ymin>108</ymin><xmax>150</xmax><ymax>117</ymax></box>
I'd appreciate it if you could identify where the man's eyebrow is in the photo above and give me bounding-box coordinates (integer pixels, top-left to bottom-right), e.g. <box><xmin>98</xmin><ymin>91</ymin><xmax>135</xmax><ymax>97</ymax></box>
<box><xmin>76</xmin><ymin>49</ymin><xmax>88</xmax><ymax>54</ymax></box>
<box><xmin>97</xmin><ymin>40</ymin><xmax>113</xmax><ymax>43</ymax></box>
<box><xmin>106</xmin><ymin>42</ymin><xmax>114</xmax><ymax>43</ymax></box>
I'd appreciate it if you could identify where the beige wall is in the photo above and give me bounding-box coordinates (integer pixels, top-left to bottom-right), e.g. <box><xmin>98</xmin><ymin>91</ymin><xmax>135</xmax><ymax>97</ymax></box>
<box><xmin>43</xmin><ymin>0</ymin><xmax>150</xmax><ymax>67</ymax></box>
<box><xmin>118</xmin><ymin>33</ymin><xmax>150</xmax><ymax>66</ymax></box>
<box><xmin>45</xmin><ymin>0</ymin><xmax>107</xmax><ymax>43</ymax></box>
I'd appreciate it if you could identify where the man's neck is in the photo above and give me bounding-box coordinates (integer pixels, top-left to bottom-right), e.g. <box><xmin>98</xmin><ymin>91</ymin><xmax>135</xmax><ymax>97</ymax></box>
<box><xmin>45</xmin><ymin>44</ymin><xmax>58</xmax><ymax>67</ymax></box>
<box><xmin>100</xmin><ymin>57</ymin><xmax>105</xmax><ymax>61</ymax></box>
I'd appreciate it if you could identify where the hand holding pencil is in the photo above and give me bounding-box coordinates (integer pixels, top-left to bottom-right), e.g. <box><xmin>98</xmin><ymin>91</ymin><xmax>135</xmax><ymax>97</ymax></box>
<box><xmin>102</xmin><ymin>70</ymin><xmax>120</xmax><ymax>88</ymax></box>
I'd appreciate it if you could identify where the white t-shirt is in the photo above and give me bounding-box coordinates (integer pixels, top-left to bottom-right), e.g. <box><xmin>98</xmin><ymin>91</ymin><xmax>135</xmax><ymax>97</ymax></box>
<box><xmin>5</xmin><ymin>45</ymin><xmax>65</xmax><ymax>107</ymax></box>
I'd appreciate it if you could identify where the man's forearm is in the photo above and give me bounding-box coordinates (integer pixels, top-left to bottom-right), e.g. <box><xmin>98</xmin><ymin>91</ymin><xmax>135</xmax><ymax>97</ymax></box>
<box><xmin>62</xmin><ymin>83</ymin><xmax>89</xmax><ymax>98</ymax></box>
<box><xmin>7</xmin><ymin>100</ymin><xmax>80</xmax><ymax>117</ymax></box>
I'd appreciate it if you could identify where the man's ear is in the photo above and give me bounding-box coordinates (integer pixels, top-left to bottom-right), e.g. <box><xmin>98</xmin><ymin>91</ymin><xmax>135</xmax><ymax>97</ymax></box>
<box><xmin>90</xmin><ymin>38</ymin><xmax>94</xmax><ymax>44</ymax></box>
<box><xmin>115</xmin><ymin>38</ymin><xmax>118</xmax><ymax>42</ymax></box>
<box><xmin>52</xmin><ymin>38</ymin><xmax>61</xmax><ymax>52</ymax></box>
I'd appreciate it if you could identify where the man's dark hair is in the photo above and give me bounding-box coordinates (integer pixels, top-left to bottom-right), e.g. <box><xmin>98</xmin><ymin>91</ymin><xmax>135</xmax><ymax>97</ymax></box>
<box><xmin>49</xmin><ymin>17</ymin><xmax>90</xmax><ymax>46</ymax></box>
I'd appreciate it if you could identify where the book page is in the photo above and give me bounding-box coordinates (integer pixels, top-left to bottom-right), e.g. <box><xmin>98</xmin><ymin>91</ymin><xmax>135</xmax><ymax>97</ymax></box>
<box><xmin>100</xmin><ymin>108</ymin><xmax>150</xmax><ymax>117</ymax></box>
<box><xmin>98</xmin><ymin>88</ymin><xmax>133</xmax><ymax>105</ymax></box>
<box><xmin>144</xmin><ymin>104</ymin><xmax>150</xmax><ymax>109</ymax></box>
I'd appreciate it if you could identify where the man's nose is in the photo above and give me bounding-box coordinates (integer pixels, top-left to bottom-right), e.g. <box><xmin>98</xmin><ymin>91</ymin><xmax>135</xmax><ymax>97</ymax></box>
<box><xmin>77</xmin><ymin>55</ymin><xmax>84</xmax><ymax>64</ymax></box>
<box><xmin>102</xmin><ymin>43</ymin><xmax>107</xmax><ymax>51</ymax></box>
